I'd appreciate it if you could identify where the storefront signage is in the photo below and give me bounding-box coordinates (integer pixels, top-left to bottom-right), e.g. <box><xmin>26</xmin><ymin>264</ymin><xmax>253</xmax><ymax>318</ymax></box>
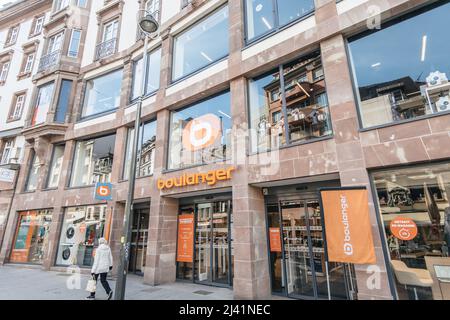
<box><xmin>319</xmin><ymin>188</ymin><xmax>376</xmax><ymax>265</ymax></box>
<box><xmin>177</xmin><ymin>214</ymin><xmax>195</xmax><ymax>263</ymax></box>
<box><xmin>0</xmin><ymin>168</ymin><xmax>15</xmax><ymax>183</ymax></box>
<box><xmin>390</xmin><ymin>217</ymin><xmax>418</xmax><ymax>241</ymax></box>
<box><xmin>94</xmin><ymin>182</ymin><xmax>113</xmax><ymax>201</ymax></box>
<box><xmin>269</xmin><ymin>228</ymin><xmax>282</xmax><ymax>253</ymax></box>
<box><xmin>157</xmin><ymin>167</ymin><xmax>235</xmax><ymax>191</ymax></box>
<box><xmin>182</xmin><ymin>114</ymin><xmax>221</xmax><ymax>151</ymax></box>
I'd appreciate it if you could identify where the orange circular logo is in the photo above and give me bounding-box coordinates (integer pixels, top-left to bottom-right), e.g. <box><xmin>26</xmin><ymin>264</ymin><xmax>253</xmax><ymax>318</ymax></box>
<box><xmin>182</xmin><ymin>114</ymin><xmax>221</xmax><ymax>151</ymax></box>
<box><xmin>390</xmin><ymin>217</ymin><xmax>418</xmax><ymax>241</ymax></box>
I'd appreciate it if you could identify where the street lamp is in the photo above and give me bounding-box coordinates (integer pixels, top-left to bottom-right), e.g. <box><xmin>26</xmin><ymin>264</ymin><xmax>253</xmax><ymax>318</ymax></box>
<box><xmin>114</xmin><ymin>9</ymin><xmax>160</xmax><ymax>301</ymax></box>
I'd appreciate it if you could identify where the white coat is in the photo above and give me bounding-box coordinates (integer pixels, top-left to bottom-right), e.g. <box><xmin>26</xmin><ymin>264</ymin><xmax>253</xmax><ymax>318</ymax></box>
<box><xmin>91</xmin><ymin>243</ymin><xmax>113</xmax><ymax>274</ymax></box>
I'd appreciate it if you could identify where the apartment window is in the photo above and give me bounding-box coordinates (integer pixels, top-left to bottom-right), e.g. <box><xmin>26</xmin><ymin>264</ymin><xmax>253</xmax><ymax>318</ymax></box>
<box><xmin>96</xmin><ymin>19</ymin><xmax>119</xmax><ymax>60</ymax></box>
<box><xmin>145</xmin><ymin>0</ymin><xmax>160</xmax><ymax>21</ymax></box>
<box><xmin>54</xmin><ymin>80</ymin><xmax>73</xmax><ymax>123</ymax></box>
<box><xmin>131</xmin><ymin>48</ymin><xmax>161</xmax><ymax>101</ymax></box>
<box><xmin>1</xmin><ymin>139</ymin><xmax>14</xmax><ymax>164</ymax></box>
<box><xmin>68</xmin><ymin>29</ymin><xmax>82</xmax><ymax>57</ymax></box>
<box><xmin>31</xmin><ymin>15</ymin><xmax>45</xmax><ymax>36</ymax></box>
<box><xmin>70</xmin><ymin>134</ymin><xmax>116</xmax><ymax>187</ymax></box>
<box><xmin>102</xmin><ymin>19</ymin><xmax>118</xmax><ymax>42</ymax></box>
<box><xmin>123</xmin><ymin>120</ymin><xmax>157</xmax><ymax>179</ymax></box>
<box><xmin>248</xmin><ymin>51</ymin><xmax>332</xmax><ymax>153</ymax></box>
<box><xmin>47</xmin><ymin>32</ymin><xmax>64</xmax><ymax>54</ymax></box>
<box><xmin>244</xmin><ymin>0</ymin><xmax>314</xmax><ymax>42</ymax></box>
<box><xmin>81</xmin><ymin>69</ymin><xmax>122</xmax><ymax>118</ymax></box>
<box><xmin>348</xmin><ymin>2</ymin><xmax>450</xmax><ymax>128</ymax></box>
<box><xmin>25</xmin><ymin>151</ymin><xmax>40</xmax><ymax>192</ymax></box>
<box><xmin>77</xmin><ymin>0</ymin><xmax>87</xmax><ymax>8</ymax></box>
<box><xmin>46</xmin><ymin>145</ymin><xmax>65</xmax><ymax>189</ymax></box>
<box><xmin>5</xmin><ymin>25</ymin><xmax>19</xmax><ymax>46</ymax></box>
<box><xmin>31</xmin><ymin>82</ymin><xmax>55</xmax><ymax>126</ymax></box>
<box><xmin>0</xmin><ymin>61</ymin><xmax>10</xmax><ymax>83</ymax></box>
<box><xmin>54</xmin><ymin>0</ymin><xmax>70</xmax><ymax>12</ymax></box>
<box><xmin>22</xmin><ymin>53</ymin><xmax>35</xmax><ymax>74</ymax></box>
<box><xmin>167</xmin><ymin>91</ymin><xmax>231</xmax><ymax>170</ymax></box>
<box><xmin>8</xmin><ymin>93</ymin><xmax>26</xmax><ymax>122</ymax></box>
<box><xmin>172</xmin><ymin>5</ymin><xmax>229</xmax><ymax>81</ymax></box>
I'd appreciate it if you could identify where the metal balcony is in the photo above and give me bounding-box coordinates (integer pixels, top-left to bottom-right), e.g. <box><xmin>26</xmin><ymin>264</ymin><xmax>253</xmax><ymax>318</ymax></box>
<box><xmin>37</xmin><ymin>50</ymin><xmax>61</xmax><ymax>73</ymax></box>
<box><xmin>95</xmin><ymin>38</ymin><xmax>118</xmax><ymax>61</ymax></box>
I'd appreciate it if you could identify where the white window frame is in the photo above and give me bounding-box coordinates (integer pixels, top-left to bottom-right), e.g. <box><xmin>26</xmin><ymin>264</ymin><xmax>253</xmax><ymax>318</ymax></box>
<box><xmin>1</xmin><ymin>139</ymin><xmax>14</xmax><ymax>164</ymax></box>
<box><xmin>68</xmin><ymin>29</ymin><xmax>82</xmax><ymax>58</ymax></box>
<box><xmin>12</xmin><ymin>94</ymin><xmax>25</xmax><ymax>120</ymax></box>
<box><xmin>24</xmin><ymin>53</ymin><xmax>35</xmax><ymax>73</ymax></box>
<box><xmin>33</xmin><ymin>16</ymin><xmax>45</xmax><ymax>35</ymax></box>
<box><xmin>0</xmin><ymin>62</ymin><xmax>10</xmax><ymax>82</ymax></box>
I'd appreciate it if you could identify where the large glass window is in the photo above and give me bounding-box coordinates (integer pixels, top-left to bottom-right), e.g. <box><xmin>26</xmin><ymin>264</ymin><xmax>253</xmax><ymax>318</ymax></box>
<box><xmin>168</xmin><ymin>91</ymin><xmax>231</xmax><ymax>170</ymax></box>
<box><xmin>374</xmin><ymin>162</ymin><xmax>450</xmax><ymax>300</ymax></box>
<box><xmin>123</xmin><ymin>120</ymin><xmax>157</xmax><ymax>179</ymax></box>
<box><xmin>248</xmin><ymin>51</ymin><xmax>332</xmax><ymax>153</ymax></box>
<box><xmin>70</xmin><ymin>134</ymin><xmax>116</xmax><ymax>187</ymax></box>
<box><xmin>56</xmin><ymin>205</ymin><xmax>107</xmax><ymax>267</ymax></box>
<box><xmin>32</xmin><ymin>82</ymin><xmax>55</xmax><ymax>126</ymax></box>
<box><xmin>130</xmin><ymin>48</ymin><xmax>162</xmax><ymax>101</ymax></box>
<box><xmin>10</xmin><ymin>210</ymin><xmax>52</xmax><ymax>264</ymax></box>
<box><xmin>25</xmin><ymin>152</ymin><xmax>40</xmax><ymax>192</ymax></box>
<box><xmin>348</xmin><ymin>2</ymin><xmax>450</xmax><ymax>128</ymax></box>
<box><xmin>245</xmin><ymin>0</ymin><xmax>314</xmax><ymax>42</ymax></box>
<box><xmin>54</xmin><ymin>80</ymin><xmax>73</xmax><ymax>123</ymax></box>
<box><xmin>172</xmin><ymin>5</ymin><xmax>229</xmax><ymax>81</ymax></box>
<box><xmin>81</xmin><ymin>69</ymin><xmax>123</xmax><ymax>118</ymax></box>
<box><xmin>46</xmin><ymin>145</ymin><xmax>65</xmax><ymax>189</ymax></box>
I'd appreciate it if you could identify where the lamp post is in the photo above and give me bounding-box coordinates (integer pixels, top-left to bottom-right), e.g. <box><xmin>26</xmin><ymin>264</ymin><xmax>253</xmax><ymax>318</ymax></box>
<box><xmin>114</xmin><ymin>10</ymin><xmax>159</xmax><ymax>301</ymax></box>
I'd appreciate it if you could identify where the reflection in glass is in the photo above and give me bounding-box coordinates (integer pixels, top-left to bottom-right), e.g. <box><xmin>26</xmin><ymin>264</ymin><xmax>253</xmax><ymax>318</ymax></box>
<box><xmin>10</xmin><ymin>210</ymin><xmax>52</xmax><ymax>264</ymax></box>
<box><xmin>348</xmin><ymin>2</ymin><xmax>450</xmax><ymax>128</ymax></box>
<box><xmin>56</xmin><ymin>205</ymin><xmax>107</xmax><ymax>267</ymax></box>
<box><xmin>374</xmin><ymin>162</ymin><xmax>450</xmax><ymax>300</ymax></box>
<box><xmin>124</xmin><ymin>121</ymin><xmax>156</xmax><ymax>179</ymax></box>
<box><xmin>173</xmin><ymin>6</ymin><xmax>229</xmax><ymax>80</ymax></box>
<box><xmin>32</xmin><ymin>82</ymin><xmax>54</xmax><ymax>126</ymax></box>
<box><xmin>47</xmin><ymin>145</ymin><xmax>65</xmax><ymax>189</ymax></box>
<box><xmin>25</xmin><ymin>152</ymin><xmax>40</xmax><ymax>192</ymax></box>
<box><xmin>130</xmin><ymin>48</ymin><xmax>161</xmax><ymax>101</ymax></box>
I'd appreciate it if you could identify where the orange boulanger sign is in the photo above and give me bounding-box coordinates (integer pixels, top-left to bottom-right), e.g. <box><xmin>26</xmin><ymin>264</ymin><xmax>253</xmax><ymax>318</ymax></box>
<box><xmin>390</xmin><ymin>217</ymin><xmax>418</xmax><ymax>241</ymax></box>
<box><xmin>177</xmin><ymin>214</ymin><xmax>195</xmax><ymax>263</ymax></box>
<box><xmin>157</xmin><ymin>167</ymin><xmax>235</xmax><ymax>191</ymax></box>
<box><xmin>269</xmin><ymin>228</ymin><xmax>282</xmax><ymax>253</ymax></box>
<box><xmin>320</xmin><ymin>188</ymin><xmax>376</xmax><ymax>265</ymax></box>
<box><xmin>182</xmin><ymin>114</ymin><xmax>222</xmax><ymax>151</ymax></box>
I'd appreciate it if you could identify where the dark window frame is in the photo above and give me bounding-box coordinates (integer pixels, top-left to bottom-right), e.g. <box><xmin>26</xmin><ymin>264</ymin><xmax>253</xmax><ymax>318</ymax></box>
<box><xmin>129</xmin><ymin>47</ymin><xmax>162</xmax><ymax>103</ymax></box>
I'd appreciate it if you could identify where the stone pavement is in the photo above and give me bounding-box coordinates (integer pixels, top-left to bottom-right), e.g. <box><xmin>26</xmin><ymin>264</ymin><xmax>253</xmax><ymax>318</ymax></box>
<box><xmin>0</xmin><ymin>265</ymin><xmax>234</xmax><ymax>300</ymax></box>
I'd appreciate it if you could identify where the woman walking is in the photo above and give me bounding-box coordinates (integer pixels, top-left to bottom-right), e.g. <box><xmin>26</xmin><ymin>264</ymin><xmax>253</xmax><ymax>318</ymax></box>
<box><xmin>86</xmin><ymin>238</ymin><xmax>113</xmax><ymax>300</ymax></box>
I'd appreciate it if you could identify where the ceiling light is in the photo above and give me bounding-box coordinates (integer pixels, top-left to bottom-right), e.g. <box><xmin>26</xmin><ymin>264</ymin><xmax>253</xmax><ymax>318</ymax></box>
<box><xmin>200</xmin><ymin>51</ymin><xmax>213</xmax><ymax>62</ymax></box>
<box><xmin>371</xmin><ymin>62</ymin><xmax>381</xmax><ymax>68</ymax></box>
<box><xmin>421</xmin><ymin>35</ymin><xmax>427</xmax><ymax>62</ymax></box>
<box><xmin>261</xmin><ymin>17</ymin><xmax>272</xmax><ymax>30</ymax></box>
<box><xmin>256</xmin><ymin>4</ymin><xmax>263</xmax><ymax>12</ymax></box>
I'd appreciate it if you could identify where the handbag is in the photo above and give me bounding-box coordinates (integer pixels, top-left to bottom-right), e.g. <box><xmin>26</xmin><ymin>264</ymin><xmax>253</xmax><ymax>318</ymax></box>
<box><xmin>86</xmin><ymin>276</ymin><xmax>97</xmax><ymax>293</ymax></box>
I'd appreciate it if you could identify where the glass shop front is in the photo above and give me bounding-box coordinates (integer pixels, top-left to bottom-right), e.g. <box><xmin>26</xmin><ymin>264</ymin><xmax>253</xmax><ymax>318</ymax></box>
<box><xmin>176</xmin><ymin>192</ymin><xmax>233</xmax><ymax>287</ymax></box>
<box><xmin>264</xmin><ymin>180</ymin><xmax>355</xmax><ymax>300</ymax></box>
<box><xmin>373</xmin><ymin>162</ymin><xmax>450</xmax><ymax>300</ymax></box>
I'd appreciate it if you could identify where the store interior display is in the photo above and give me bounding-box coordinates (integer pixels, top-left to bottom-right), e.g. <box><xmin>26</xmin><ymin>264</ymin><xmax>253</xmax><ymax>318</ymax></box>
<box><xmin>10</xmin><ymin>210</ymin><xmax>52</xmax><ymax>264</ymax></box>
<box><xmin>56</xmin><ymin>205</ymin><xmax>107</xmax><ymax>267</ymax></box>
<box><xmin>374</xmin><ymin>162</ymin><xmax>450</xmax><ymax>300</ymax></box>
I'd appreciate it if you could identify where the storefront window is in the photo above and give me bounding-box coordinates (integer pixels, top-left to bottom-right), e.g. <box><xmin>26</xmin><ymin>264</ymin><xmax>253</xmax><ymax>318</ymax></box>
<box><xmin>123</xmin><ymin>120</ymin><xmax>156</xmax><ymax>179</ymax></box>
<box><xmin>348</xmin><ymin>2</ymin><xmax>450</xmax><ymax>128</ymax></box>
<box><xmin>56</xmin><ymin>205</ymin><xmax>107</xmax><ymax>267</ymax></box>
<box><xmin>31</xmin><ymin>82</ymin><xmax>54</xmax><ymax>126</ymax></box>
<box><xmin>130</xmin><ymin>48</ymin><xmax>161</xmax><ymax>101</ymax></box>
<box><xmin>373</xmin><ymin>162</ymin><xmax>450</xmax><ymax>300</ymax></box>
<box><xmin>245</xmin><ymin>0</ymin><xmax>314</xmax><ymax>42</ymax></box>
<box><xmin>248</xmin><ymin>51</ymin><xmax>332</xmax><ymax>153</ymax></box>
<box><xmin>172</xmin><ymin>5</ymin><xmax>229</xmax><ymax>81</ymax></box>
<box><xmin>81</xmin><ymin>69</ymin><xmax>123</xmax><ymax>118</ymax></box>
<box><xmin>70</xmin><ymin>134</ymin><xmax>116</xmax><ymax>187</ymax></box>
<box><xmin>167</xmin><ymin>91</ymin><xmax>231</xmax><ymax>170</ymax></box>
<box><xmin>10</xmin><ymin>210</ymin><xmax>52</xmax><ymax>264</ymax></box>
<box><xmin>25</xmin><ymin>152</ymin><xmax>40</xmax><ymax>192</ymax></box>
<box><xmin>46</xmin><ymin>145</ymin><xmax>65</xmax><ymax>189</ymax></box>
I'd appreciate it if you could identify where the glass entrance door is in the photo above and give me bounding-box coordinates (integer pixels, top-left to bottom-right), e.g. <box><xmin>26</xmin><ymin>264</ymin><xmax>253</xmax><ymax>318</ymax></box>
<box><xmin>194</xmin><ymin>200</ymin><xmax>232</xmax><ymax>286</ymax></box>
<box><xmin>268</xmin><ymin>199</ymin><xmax>351</xmax><ymax>299</ymax></box>
<box><xmin>129</xmin><ymin>208</ymin><xmax>149</xmax><ymax>275</ymax></box>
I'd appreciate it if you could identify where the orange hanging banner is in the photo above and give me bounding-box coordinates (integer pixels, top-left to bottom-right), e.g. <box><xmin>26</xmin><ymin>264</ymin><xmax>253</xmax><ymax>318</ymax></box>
<box><xmin>320</xmin><ymin>188</ymin><xmax>376</xmax><ymax>265</ymax></box>
<box><xmin>177</xmin><ymin>214</ymin><xmax>195</xmax><ymax>263</ymax></box>
<box><xmin>269</xmin><ymin>228</ymin><xmax>282</xmax><ymax>253</ymax></box>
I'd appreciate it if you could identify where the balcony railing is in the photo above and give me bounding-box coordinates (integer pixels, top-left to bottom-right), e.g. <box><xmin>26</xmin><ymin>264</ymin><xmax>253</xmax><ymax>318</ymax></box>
<box><xmin>38</xmin><ymin>50</ymin><xmax>61</xmax><ymax>73</ymax></box>
<box><xmin>95</xmin><ymin>38</ymin><xmax>118</xmax><ymax>61</ymax></box>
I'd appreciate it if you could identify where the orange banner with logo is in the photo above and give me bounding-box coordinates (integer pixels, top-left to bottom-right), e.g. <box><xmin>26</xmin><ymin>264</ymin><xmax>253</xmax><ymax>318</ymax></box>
<box><xmin>269</xmin><ymin>228</ymin><xmax>282</xmax><ymax>253</ymax></box>
<box><xmin>320</xmin><ymin>188</ymin><xmax>376</xmax><ymax>265</ymax></box>
<box><xmin>177</xmin><ymin>214</ymin><xmax>194</xmax><ymax>263</ymax></box>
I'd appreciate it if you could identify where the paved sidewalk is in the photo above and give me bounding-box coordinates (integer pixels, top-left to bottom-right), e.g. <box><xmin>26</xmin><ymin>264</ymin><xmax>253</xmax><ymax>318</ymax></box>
<box><xmin>0</xmin><ymin>265</ymin><xmax>233</xmax><ymax>300</ymax></box>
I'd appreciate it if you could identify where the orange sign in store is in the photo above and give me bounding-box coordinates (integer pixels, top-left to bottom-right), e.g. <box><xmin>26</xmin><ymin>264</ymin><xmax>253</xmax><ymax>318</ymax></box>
<box><xmin>269</xmin><ymin>228</ymin><xmax>282</xmax><ymax>253</ymax></box>
<box><xmin>390</xmin><ymin>217</ymin><xmax>418</xmax><ymax>241</ymax></box>
<box><xmin>157</xmin><ymin>167</ymin><xmax>235</xmax><ymax>190</ymax></box>
<box><xmin>177</xmin><ymin>214</ymin><xmax>195</xmax><ymax>263</ymax></box>
<box><xmin>182</xmin><ymin>114</ymin><xmax>222</xmax><ymax>151</ymax></box>
<box><xmin>320</xmin><ymin>188</ymin><xmax>377</xmax><ymax>265</ymax></box>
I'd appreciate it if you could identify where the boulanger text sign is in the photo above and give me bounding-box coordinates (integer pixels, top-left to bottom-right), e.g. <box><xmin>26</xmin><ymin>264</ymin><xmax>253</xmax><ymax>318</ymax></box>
<box><xmin>157</xmin><ymin>167</ymin><xmax>235</xmax><ymax>190</ymax></box>
<box><xmin>319</xmin><ymin>188</ymin><xmax>376</xmax><ymax>265</ymax></box>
